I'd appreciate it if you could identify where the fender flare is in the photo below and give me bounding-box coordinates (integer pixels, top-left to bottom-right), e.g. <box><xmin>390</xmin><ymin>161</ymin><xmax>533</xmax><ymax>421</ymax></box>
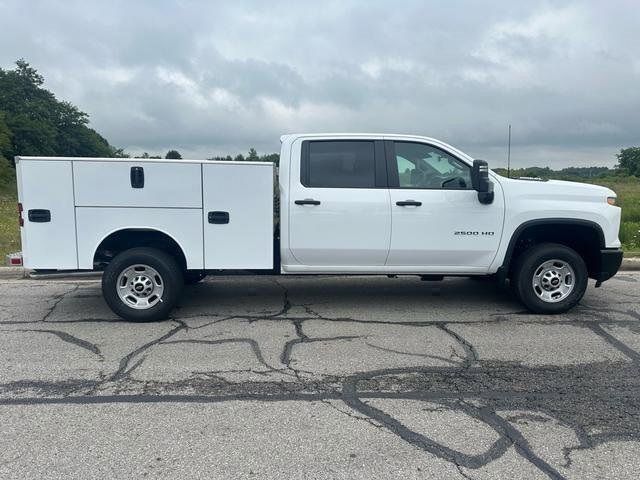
<box><xmin>499</xmin><ymin>218</ymin><xmax>605</xmax><ymax>273</ymax></box>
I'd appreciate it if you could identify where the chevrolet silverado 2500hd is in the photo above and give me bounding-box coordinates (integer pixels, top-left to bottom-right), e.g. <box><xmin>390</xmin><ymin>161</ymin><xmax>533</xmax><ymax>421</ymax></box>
<box><xmin>15</xmin><ymin>134</ymin><xmax>623</xmax><ymax>321</ymax></box>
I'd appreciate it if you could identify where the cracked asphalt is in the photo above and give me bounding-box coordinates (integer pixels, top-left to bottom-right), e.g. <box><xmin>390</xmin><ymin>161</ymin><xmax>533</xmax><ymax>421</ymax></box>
<box><xmin>0</xmin><ymin>273</ymin><xmax>639</xmax><ymax>479</ymax></box>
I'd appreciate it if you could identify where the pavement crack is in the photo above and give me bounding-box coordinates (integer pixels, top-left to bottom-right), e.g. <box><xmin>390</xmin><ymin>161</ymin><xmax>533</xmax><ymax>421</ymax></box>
<box><xmin>465</xmin><ymin>402</ymin><xmax>567</xmax><ymax>480</ymax></box>
<box><xmin>162</xmin><ymin>338</ymin><xmax>277</xmax><ymax>371</ymax></box>
<box><xmin>14</xmin><ymin>328</ymin><xmax>102</xmax><ymax>358</ymax></box>
<box><xmin>364</xmin><ymin>341</ymin><xmax>459</xmax><ymax>365</ymax></box>
<box><xmin>436</xmin><ymin>323</ymin><xmax>479</xmax><ymax>368</ymax></box>
<box><xmin>319</xmin><ymin>399</ymin><xmax>383</xmax><ymax>430</ymax></box>
<box><xmin>280</xmin><ymin>319</ymin><xmax>359</xmax><ymax>371</ymax></box>
<box><xmin>583</xmin><ymin>322</ymin><xmax>640</xmax><ymax>366</ymax></box>
<box><xmin>42</xmin><ymin>285</ymin><xmax>80</xmax><ymax>322</ymax></box>
<box><xmin>110</xmin><ymin>319</ymin><xmax>187</xmax><ymax>381</ymax></box>
<box><xmin>456</xmin><ymin>464</ymin><xmax>478</xmax><ymax>480</ymax></box>
<box><xmin>269</xmin><ymin>278</ymin><xmax>291</xmax><ymax>317</ymax></box>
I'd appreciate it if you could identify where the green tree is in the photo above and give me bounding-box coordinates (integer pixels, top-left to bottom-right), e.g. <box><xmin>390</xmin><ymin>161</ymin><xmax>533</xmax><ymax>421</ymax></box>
<box><xmin>0</xmin><ymin>113</ymin><xmax>11</xmax><ymax>160</ymax></box>
<box><xmin>165</xmin><ymin>149</ymin><xmax>182</xmax><ymax>159</ymax></box>
<box><xmin>247</xmin><ymin>147</ymin><xmax>259</xmax><ymax>161</ymax></box>
<box><xmin>0</xmin><ymin>59</ymin><xmax>118</xmax><ymax>162</ymax></box>
<box><xmin>0</xmin><ymin>113</ymin><xmax>15</xmax><ymax>190</ymax></box>
<box><xmin>616</xmin><ymin>147</ymin><xmax>640</xmax><ymax>177</ymax></box>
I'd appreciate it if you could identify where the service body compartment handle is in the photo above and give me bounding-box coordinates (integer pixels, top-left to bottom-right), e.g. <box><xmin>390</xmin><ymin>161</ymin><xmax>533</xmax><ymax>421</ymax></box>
<box><xmin>130</xmin><ymin>166</ymin><xmax>144</xmax><ymax>188</ymax></box>
<box><xmin>28</xmin><ymin>209</ymin><xmax>51</xmax><ymax>222</ymax></box>
<box><xmin>208</xmin><ymin>211</ymin><xmax>230</xmax><ymax>224</ymax></box>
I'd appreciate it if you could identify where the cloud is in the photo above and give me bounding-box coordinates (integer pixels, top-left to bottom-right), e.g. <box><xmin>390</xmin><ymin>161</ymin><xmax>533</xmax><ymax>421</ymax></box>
<box><xmin>1</xmin><ymin>0</ymin><xmax>639</xmax><ymax>167</ymax></box>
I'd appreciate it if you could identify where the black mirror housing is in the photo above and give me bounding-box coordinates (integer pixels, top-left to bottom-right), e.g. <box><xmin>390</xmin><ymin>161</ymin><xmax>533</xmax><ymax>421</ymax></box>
<box><xmin>471</xmin><ymin>159</ymin><xmax>494</xmax><ymax>204</ymax></box>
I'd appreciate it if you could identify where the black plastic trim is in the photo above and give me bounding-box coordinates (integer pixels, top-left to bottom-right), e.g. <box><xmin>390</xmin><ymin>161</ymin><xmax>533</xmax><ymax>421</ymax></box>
<box><xmin>596</xmin><ymin>248</ymin><xmax>623</xmax><ymax>283</ymax></box>
<box><xmin>130</xmin><ymin>166</ymin><xmax>144</xmax><ymax>188</ymax></box>
<box><xmin>501</xmin><ymin>218</ymin><xmax>607</xmax><ymax>271</ymax></box>
<box><xmin>28</xmin><ymin>209</ymin><xmax>51</xmax><ymax>223</ymax></box>
<box><xmin>208</xmin><ymin>211</ymin><xmax>229</xmax><ymax>224</ymax></box>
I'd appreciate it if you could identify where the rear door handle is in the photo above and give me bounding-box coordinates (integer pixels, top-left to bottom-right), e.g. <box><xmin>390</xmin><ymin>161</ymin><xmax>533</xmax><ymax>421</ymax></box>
<box><xmin>295</xmin><ymin>199</ymin><xmax>321</xmax><ymax>206</ymax></box>
<box><xmin>396</xmin><ymin>200</ymin><xmax>422</xmax><ymax>207</ymax></box>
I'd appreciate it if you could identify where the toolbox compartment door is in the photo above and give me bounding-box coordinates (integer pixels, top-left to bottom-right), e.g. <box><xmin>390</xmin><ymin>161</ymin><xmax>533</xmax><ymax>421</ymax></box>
<box><xmin>73</xmin><ymin>161</ymin><xmax>202</xmax><ymax>208</ymax></box>
<box><xmin>17</xmin><ymin>159</ymin><xmax>78</xmax><ymax>269</ymax></box>
<box><xmin>203</xmin><ymin>163</ymin><xmax>274</xmax><ymax>269</ymax></box>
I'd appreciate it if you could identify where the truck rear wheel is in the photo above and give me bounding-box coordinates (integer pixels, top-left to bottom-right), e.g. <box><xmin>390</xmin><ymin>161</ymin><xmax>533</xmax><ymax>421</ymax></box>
<box><xmin>513</xmin><ymin>243</ymin><xmax>588</xmax><ymax>314</ymax></box>
<box><xmin>102</xmin><ymin>247</ymin><xmax>183</xmax><ymax>322</ymax></box>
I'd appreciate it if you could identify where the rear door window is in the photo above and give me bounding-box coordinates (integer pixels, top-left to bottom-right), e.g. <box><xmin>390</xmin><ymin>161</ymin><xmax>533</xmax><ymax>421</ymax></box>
<box><xmin>302</xmin><ymin>141</ymin><xmax>376</xmax><ymax>188</ymax></box>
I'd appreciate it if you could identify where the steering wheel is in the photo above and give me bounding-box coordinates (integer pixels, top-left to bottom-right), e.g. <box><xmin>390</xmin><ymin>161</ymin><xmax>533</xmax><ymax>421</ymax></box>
<box><xmin>441</xmin><ymin>176</ymin><xmax>466</xmax><ymax>188</ymax></box>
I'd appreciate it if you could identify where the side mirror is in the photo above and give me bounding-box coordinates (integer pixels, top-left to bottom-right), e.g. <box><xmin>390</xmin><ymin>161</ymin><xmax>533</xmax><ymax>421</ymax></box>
<box><xmin>471</xmin><ymin>159</ymin><xmax>494</xmax><ymax>205</ymax></box>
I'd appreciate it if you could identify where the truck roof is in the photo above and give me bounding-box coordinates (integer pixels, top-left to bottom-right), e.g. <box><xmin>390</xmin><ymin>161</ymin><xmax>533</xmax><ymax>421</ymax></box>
<box><xmin>280</xmin><ymin>133</ymin><xmax>443</xmax><ymax>143</ymax></box>
<box><xmin>14</xmin><ymin>156</ymin><xmax>272</xmax><ymax>166</ymax></box>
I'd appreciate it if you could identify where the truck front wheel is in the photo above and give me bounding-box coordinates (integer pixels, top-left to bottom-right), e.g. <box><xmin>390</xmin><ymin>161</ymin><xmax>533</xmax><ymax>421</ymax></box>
<box><xmin>513</xmin><ymin>243</ymin><xmax>588</xmax><ymax>314</ymax></box>
<box><xmin>102</xmin><ymin>247</ymin><xmax>183</xmax><ymax>322</ymax></box>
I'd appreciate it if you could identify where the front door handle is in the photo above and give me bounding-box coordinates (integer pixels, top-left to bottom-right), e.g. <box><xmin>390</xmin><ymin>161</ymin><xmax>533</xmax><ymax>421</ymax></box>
<box><xmin>396</xmin><ymin>200</ymin><xmax>422</xmax><ymax>207</ymax></box>
<box><xmin>295</xmin><ymin>199</ymin><xmax>321</xmax><ymax>206</ymax></box>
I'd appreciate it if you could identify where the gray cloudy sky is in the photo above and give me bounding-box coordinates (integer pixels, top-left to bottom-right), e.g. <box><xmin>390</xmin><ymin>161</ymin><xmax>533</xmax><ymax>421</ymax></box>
<box><xmin>1</xmin><ymin>0</ymin><xmax>638</xmax><ymax>167</ymax></box>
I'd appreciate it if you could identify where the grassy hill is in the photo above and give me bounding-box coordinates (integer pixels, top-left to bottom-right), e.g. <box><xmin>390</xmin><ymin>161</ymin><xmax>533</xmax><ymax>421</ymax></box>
<box><xmin>0</xmin><ymin>159</ymin><xmax>18</xmax><ymax>260</ymax></box>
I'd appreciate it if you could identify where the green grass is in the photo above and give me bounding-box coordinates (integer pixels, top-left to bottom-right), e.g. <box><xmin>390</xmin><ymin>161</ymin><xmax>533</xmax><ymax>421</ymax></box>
<box><xmin>0</xmin><ymin>170</ymin><xmax>638</xmax><ymax>260</ymax></box>
<box><xmin>0</xmin><ymin>194</ymin><xmax>20</xmax><ymax>260</ymax></box>
<box><xmin>581</xmin><ymin>176</ymin><xmax>640</xmax><ymax>250</ymax></box>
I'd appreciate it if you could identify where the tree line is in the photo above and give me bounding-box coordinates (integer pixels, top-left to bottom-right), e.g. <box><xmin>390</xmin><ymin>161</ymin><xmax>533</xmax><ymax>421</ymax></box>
<box><xmin>1</xmin><ymin>59</ymin><xmax>639</xmax><ymax>188</ymax></box>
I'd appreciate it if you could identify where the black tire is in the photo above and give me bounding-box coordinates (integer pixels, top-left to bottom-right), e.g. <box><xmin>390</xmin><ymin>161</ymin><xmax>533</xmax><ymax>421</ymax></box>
<box><xmin>184</xmin><ymin>271</ymin><xmax>207</xmax><ymax>285</ymax></box>
<box><xmin>513</xmin><ymin>243</ymin><xmax>588</xmax><ymax>314</ymax></box>
<box><xmin>102</xmin><ymin>247</ymin><xmax>183</xmax><ymax>322</ymax></box>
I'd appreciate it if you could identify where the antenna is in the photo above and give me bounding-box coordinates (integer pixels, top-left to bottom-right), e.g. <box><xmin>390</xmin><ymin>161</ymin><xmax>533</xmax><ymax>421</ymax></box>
<box><xmin>507</xmin><ymin>124</ymin><xmax>512</xmax><ymax>178</ymax></box>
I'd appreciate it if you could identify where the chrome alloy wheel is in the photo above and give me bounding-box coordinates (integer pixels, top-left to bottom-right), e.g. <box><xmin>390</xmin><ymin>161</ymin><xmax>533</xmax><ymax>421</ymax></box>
<box><xmin>116</xmin><ymin>264</ymin><xmax>165</xmax><ymax>309</ymax></box>
<box><xmin>531</xmin><ymin>259</ymin><xmax>575</xmax><ymax>303</ymax></box>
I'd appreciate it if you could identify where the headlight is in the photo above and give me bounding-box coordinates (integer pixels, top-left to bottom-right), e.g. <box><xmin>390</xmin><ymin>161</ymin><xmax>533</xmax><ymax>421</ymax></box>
<box><xmin>607</xmin><ymin>196</ymin><xmax>616</xmax><ymax>206</ymax></box>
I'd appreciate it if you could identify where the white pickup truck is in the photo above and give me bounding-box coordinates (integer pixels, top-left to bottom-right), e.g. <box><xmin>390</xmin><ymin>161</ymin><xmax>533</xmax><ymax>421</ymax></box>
<box><xmin>15</xmin><ymin>134</ymin><xmax>623</xmax><ymax>321</ymax></box>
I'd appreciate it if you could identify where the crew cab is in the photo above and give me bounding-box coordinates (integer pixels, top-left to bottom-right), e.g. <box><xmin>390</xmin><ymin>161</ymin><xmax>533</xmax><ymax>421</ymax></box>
<box><xmin>15</xmin><ymin>134</ymin><xmax>623</xmax><ymax>321</ymax></box>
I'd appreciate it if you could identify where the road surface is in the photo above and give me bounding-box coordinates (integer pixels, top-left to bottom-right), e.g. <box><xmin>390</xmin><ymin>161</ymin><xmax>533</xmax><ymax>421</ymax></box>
<box><xmin>0</xmin><ymin>273</ymin><xmax>639</xmax><ymax>479</ymax></box>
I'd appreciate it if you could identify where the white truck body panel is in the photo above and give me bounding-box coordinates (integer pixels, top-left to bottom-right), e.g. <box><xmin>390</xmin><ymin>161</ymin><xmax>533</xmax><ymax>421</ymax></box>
<box><xmin>76</xmin><ymin>207</ymin><xmax>204</xmax><ymax>269</ymax></box>
<box><xmin>74</xmin><ymin>161</ymin><xmax>202</xmax><ymax>208</ymax></box>
<box><xmin>385</xmin><ymin>186</ymin><xmax>505</xmax><ymax>268</ymax></box>
<box><xmin>16</xmin><ymin>160</ymin><xmax>78</xmax><ymax>269</ymax></box>
<box><xmin>16</xmin><ymin>157</ymin><xmax>273</xmax><ymax>271</ymax></box>
<box><xmin>203</xmin><ymin>163</ymin><xmax>273</xmax><ymax>269</ymax></box>
<box><xmin>287</xmin><ymin>137</ymin><xmax>391</xmax><ymax>266</ymax></box>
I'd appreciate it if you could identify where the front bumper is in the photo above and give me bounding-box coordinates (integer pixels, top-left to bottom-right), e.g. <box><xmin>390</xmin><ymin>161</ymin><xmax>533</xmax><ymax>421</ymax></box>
<box><xmin>595</xmin><ymin>248</ymin><xmax>623</xmax><ymax>284</ymax></box>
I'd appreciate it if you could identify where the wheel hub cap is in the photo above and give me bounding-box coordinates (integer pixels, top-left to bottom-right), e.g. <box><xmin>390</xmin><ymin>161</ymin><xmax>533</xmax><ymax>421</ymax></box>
<box><xmin>116</xmin><ymin>264</ymin><xmax>164</xmax><ymax>309</ymax></box>
<box><xmin>532</xmin><ymin>259</ymin><xmax>575</xmax><ymax>303</ymax></box>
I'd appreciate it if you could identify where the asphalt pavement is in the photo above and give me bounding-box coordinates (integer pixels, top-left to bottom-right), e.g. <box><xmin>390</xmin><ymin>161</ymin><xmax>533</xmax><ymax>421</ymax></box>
<box><xmin>0</xmin><ymin>273</ymin><xmax>639</xmax><ymax>479</ymax></box>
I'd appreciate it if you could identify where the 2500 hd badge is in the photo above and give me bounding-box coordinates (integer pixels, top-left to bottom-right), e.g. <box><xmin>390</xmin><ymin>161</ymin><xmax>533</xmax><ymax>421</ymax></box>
<box><xmin>454</xmin><ymin>231</ymin><xmax>495</xmax><ymax>236</ymax></box>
